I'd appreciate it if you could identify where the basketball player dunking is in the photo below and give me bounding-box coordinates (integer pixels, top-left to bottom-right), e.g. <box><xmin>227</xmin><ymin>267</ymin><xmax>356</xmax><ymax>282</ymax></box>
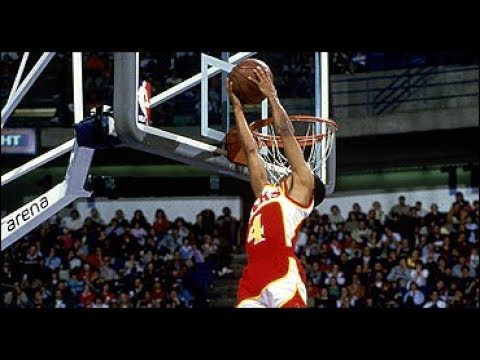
<box><xmin>227</xmin><ymin>67</ymin><xmax>326</xmax><ymax>308</ymax></box>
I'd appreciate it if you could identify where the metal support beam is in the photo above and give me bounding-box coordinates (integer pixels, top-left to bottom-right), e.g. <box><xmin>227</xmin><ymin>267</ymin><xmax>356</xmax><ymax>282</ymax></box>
<box><xmin>114</xmin><ymin>52</ymin><xmax>143</xmax><ymax>142</ymax></box>
<box><xmin>201</xmin><ymin>53</ymin><xmax>236</xmax><ymax>142</ymax></box>
<box><xmin>7</xmin><ymin>52</ymin><xmax>29</xmax><ymax>105</ymax></box>
<box><xmin>1</xmin><ymin>139</ymin><xmax>75</xmax><ymax>186</ymax></box>
<box><xmin>1</xmin><ymin>52</ymin><xmax>95</xmax><ymax>250</ymax></box>
<box><xmin>1</xmin><ymin>182</ymin><xmax>74</xmax><ymax>250</ymax></box>
<box><xmin>150</xmin><ymin>52</ymin><xmax>256</xmax><ymax>108</ymax></box>
<box><xmin>72</xmin><ymin>52</ymin><xmax>84</xmax><ymax>123</ymax></box>
<box><xmin>221</xmin><ymin>52</ymin><xmax>230</xmax><ymax>135</ymax></box>
<box><xmin>1</xmin><ymin>52</ymin><xmax>55</xmax><ymax>127</ymax></box>
<box><xmin>1</xmin><ymin>143</ymin><xmax>93</xmax><ymax>250</ymax></box>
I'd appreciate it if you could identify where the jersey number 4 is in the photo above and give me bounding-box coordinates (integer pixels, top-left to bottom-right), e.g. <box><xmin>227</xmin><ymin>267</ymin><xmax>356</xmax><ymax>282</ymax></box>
<box><xmin>248</xmin><ymin>214</ymin><xmax>266</xmax><ymax>245</ymax></box>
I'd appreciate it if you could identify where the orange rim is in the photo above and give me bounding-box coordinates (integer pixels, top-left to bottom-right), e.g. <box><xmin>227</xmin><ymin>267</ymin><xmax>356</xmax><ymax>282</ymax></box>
<box><xmin>249</xmin><ymin>115</ymin><xmax>337</xmax><ymax>148</ymax></box>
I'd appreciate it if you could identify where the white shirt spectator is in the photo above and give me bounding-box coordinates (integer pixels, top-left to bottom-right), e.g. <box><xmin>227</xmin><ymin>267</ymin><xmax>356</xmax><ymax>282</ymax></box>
<box><xmin>329</xmin><ymin>212</ymin><xmax>345</xmax><ymax>225</ymax></box>
<box><xmin>54</xmin><ymin>299</ymin><xmax>67</xmax><ymax>308</ymax></box>
<box><xmin>330</xmin><ymin>241</ymin><xmax>342</xmax><ymax>257</ymax></box>
<box><xmin>403</xmin><ymin>290</ymin><xmax>425</xmax><ymax>306</ymax></box>
<box><xmin>336</xmin><ymin>297</ymin><xmax>356</xmax><ymax>308</ymax></box>
<box><xmin>62</xmin><ymin>216</ymin><xmax>83</xmax><ymax>231</ymax></box>
<box><xmin>423</xmin><ymin>300</ymin><xmax>447</xmax><ymax>308</ymax></box>
<box><xmin>92</xmin><ymin>302</ymin><xmax>109</xmax><ymax>309</ymax></box>
<box><xmin>131</xmin><ymin>227</ymin><xmax>148</xmax><ymax>240</ymax></box>
<box><xmin>295</xmin><ymin>229</ymin><xmax>308</xmax><ymax>253</ymax></box>
<box><xmin>380</xmin><ymin>231</ymin><xmax>401</xmax><ymax>244</ymax></box>
<box><xmin>69</xmin><ymin>257</ymin><xmax>82</xmax><ymax>270</ymax></box>
<box><xmin>324</xmin><ymin>269</ymin><xmax>346</xmax><ymax>286</ymax></box>
<box><xmin>409</xmin><ymin>268</ymin><xmax>429</xmax><ymax>288</ymax></box>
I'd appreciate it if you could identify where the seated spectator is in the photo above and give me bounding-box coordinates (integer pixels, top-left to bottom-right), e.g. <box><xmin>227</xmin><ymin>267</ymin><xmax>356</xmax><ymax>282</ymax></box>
<box><xmin>403</xmin><ymin>282</ymin><xmax>425</xmax><ymax>307</ymax></box>
<box><xmin>295</xmin><ymin>226</ymin><xmax>309</xmax><ymax>253</ymax></box>
<box><xmin>179</xmin><ymin>238</ymin><xmax>193</xmax><ymax>260</ymax></box>
<box><xmin>380</xmin><ymin>227</ymin><xmax>402</xmax><ymax>246</ymax></box>
<box><xmin>68</xmin><ymin>273</ymin><xmax>84</xmax><ymax>298</ymax></box>
<box><xmin>397</xmin><ymin>239</ymin><xmax>411</xmax><ymax>258</ymax></box>
<box><xmin>78</xmin><ymin>285</ymin><xmax>95</xmax><ymax>308</ymax></box>
<box><xmin>449</xmin><ymin>289</ymin><xmax>466</xmax><ymax>308</ymax></box>
<box><xmin>315</xmin><ymin>287</ymin><xmax>336</xmax><ymax>308</ymax></box>
<box><xmin>62</xmin><ymin>209</ymin><xmax>83</xmax><ymax>232</ymax></box>
<box><xmin>175</xmin><ymin>217</ymin><xmax>191</xmax><ymax>240</ymax></box>
<box><xmin>366</xmin><ymin>209</ymin><xmax>382</xmax><ymax>230</ymax></box>
<box><xmin>90</xmin><ymin>208</ymin><xmax>106</xmax><ymax>226</ymax></box>
<box><xmin>387</xmin><ymin>257</ymin><xmax>411</xmax><ymax>282</ymax></box>
<box><xmin>408</xmin><ymin>260</ymin><xmax>429</xmax><ymax>289</ymax></box>
<box><xmin>351</xmin><ymin>220</ymin><xmax>371</xmax><ymax>246</ymax></box>
<box><xmin>458</xmin><ymin>265</ymin><xmax>475</xmax><ymax>292</ymax></box>
<box><xmin>23</xmin><ymin>244</ymin><xmax>43</xmax><ymax>268</ymax></box>
<box><xmin>191</xmin><ymin>243</ymin><xmax>205</xmax><ymax>264</ymax></box>
<box><xmin>3</xmin><ymin>282</ymin><xmax>30</xmax><ymax>309</ymax></box>
<box><xmin>327</xmin><ymin>277</ymin><xmax>341</xmax><ymax>299</ymax></box>
<box><xmin>130</xmin><ymin>222</ymin><xmax>148</xmax><ymax>245</ymax></box>
<box><xmin>344</xmin><ymin>212</ymin><xmax>359</xmax><ymax>233</ymax></box>
<box><xmin>452</xmin><ymin>256</ymin><xmax>469</xmax><ymax>278</ymax></box>
<box><xmin>165</xmin><ymin>289</ymin><xmax>186</xmax><ymax>308</ymax></box>
<box><xmin>414</xmin><ymin>201</ymin><xmax>428</xmax><ymax>218</ymax></box>
<box><xmin>130</xmin><ymin>210</ymin><xmax>150</xmax><ymax>231</ymax></box>
<box><xmin>105</xmin><ymin>219</ymin><xmax>123</xmax><ymax>238</ymax></box>
<box><xmin>389</xmin><ymin>195</ymin><xmax>410</xmax><ymax>218</ymax></box>
<box><xmin>114</xmin><ymin>209</ymin><xmax>130</xmax><ymax>228</ymax></box>
<box><xmin>464</xmin><ymin>216</ymin><xmax>478</xmax><ymax>244</ymax></box>
<box><xmin>350</xmin><ymin>202</ymin><xmax>367</xmax><ymax>222</ymax></box>
<box><xmin>117</xmin><ymin>292</ymin><xmax>133</xmax><ymax>309</ymax></box>
<box><xmin>337</xmin><ymin>287</ymin><xmax>355</xmax><ymax>308</ymax></box>
<box><xmin>423</xmin><ymin>290</ymin><xmax>447</xmax><ymax>308</ymax></box>
<box><xmin>347</xmin><ymin>273</ymin><xmax>366</xmax><ymax>302</ymax></box>
<box><xmin>101</xmin><ymin>283</ymin><xmax>116</xmax><ymax>304</ymax></box>
<box><xmin>53</xmin><ymin>289</ymin><xmax>67</xmax><ymax>309</ymax></box>
<box><xmin>467</xmin><ymin>247</ymin><xmax>479</xmax><ymax>271</ymax></box>
<box><xmin>92</xmin><ymin>298</ymin><xmax>109</xmax><ymax>309</ymax></box>
<box><xmin>45</xmin><ymin>248</ymin><xmax>62</xmax><ymax>271</ymax></box>
<box><xmin>157</xmin><ymin>230</ymin><xmax>177</xmax><ymax>256</ymax></box>
<box><xmin>452</xmin><ymin>191</ymin><xmax>470</xmax><ymax>210</ymax></box>
<box><xmin>305</xmin><ymin>235</ymin><xmax>321</xmax><ymax>259</ymax></box>
<box><xmin>100</xmin><ymin>256</ymin><xmax>119</xmax><ymax>282</ymax></box>
<box><xmin>152</xmin><ymin>208</ymin><xmax>170</xmax><ymax>238</ymax></box>
<box><xmin>329</xmin><ymin>205</ymin><xmax>345</xmax><ymax>224</ymax></box>
<box><xmin>425</xmin><ymin>203</ymin><xmax>446</xmax><ymax>227</ymax></box>
<box><xmin>122</xmin><ymin>254</ymin><xmax>143</xmax><ymax>277</ymax></box>
<box><xmin>308</xmin><ymin>261</ymin><xmax>323</xmax><ymax>286</ymax></box>
<box><xmin>370</xmin><ymin>201</ymin><xmax>386</xmax><ymax>225</ymax></box>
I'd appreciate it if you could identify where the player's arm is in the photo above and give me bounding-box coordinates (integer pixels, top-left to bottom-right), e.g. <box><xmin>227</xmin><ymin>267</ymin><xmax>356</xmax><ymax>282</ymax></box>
<box><xmin>226</xmin><ymin>80</ymin><xmax>267</xmax><ymax>199</ymax></box>
<box><xmin>249</xmin><ymin>68</ymin><xmax>314</xmax><ymax>195</ymax></box>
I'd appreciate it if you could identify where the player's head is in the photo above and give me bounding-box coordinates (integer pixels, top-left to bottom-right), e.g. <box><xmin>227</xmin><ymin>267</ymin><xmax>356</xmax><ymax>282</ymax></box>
<box><xmin>313</xmin><ymin>174</ymin><xmax>326</xmax><ymax>207</ymax></box>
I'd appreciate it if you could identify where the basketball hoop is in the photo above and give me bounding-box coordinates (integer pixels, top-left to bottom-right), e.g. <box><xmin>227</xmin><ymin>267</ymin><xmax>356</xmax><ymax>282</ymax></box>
<box><xmin>226</xmin><ymin>115</ymin><xmax>338</xmax><ymax>184</ymax></box>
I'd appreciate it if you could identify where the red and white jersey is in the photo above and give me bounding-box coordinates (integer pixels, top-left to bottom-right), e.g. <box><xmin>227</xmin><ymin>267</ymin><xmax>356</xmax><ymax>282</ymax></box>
<box><xmin>246</xmin><ymin>181</ymin><xmax>313</xmax><ymax>255</ymax></box>
<box><xmin>238</xmin><ymin>180</ymin><xmax>313</xmax><ymax>304</ymax></box>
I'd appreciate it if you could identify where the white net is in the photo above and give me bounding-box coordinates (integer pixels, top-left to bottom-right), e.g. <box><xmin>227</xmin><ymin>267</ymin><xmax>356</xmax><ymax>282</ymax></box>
<box><xmin>252</xmin><ymin>116</ymin><xmax>337</xmax><ymax>184</ymax></box>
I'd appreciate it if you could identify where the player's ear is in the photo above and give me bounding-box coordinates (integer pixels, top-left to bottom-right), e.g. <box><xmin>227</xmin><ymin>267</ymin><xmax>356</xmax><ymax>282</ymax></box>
<box><xmin>313</xmin><ymin>175</ymin><xmax>326</xmax><ymax>207</ymax></box>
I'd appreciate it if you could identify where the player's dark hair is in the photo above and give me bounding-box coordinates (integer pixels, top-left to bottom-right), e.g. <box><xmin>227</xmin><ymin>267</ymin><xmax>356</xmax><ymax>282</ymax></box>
<box><xmin>313</xmin><ymin>175</ymin><xmax>326</xmax><ymax>207</ymax></box>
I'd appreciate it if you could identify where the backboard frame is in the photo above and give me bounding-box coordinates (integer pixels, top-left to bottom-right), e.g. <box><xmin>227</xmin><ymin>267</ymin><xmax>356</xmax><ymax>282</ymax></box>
<box><xmin>114</xmin><ymin>51</ymin><xmax>336</xmax><ymax>194</ymax></box>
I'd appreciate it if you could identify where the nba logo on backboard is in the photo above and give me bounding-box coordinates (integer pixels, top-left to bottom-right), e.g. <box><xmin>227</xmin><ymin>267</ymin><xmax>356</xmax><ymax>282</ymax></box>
<box><xmin>138</xmin><ymin>80</ymin><xmax>152</xmax><ymax>125</ymax></box>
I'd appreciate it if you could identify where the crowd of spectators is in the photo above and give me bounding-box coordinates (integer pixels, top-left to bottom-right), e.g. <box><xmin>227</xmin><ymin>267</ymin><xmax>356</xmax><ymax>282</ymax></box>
<box><xmin>299</xmin><ymin>192</ymin><xmax>479</xmax><ymax>308</ymax></box>
<box><xmin>2</xmin><ymin>191</ymin><xmax>477</xmax><ymax>309</ymax></box>
<box><xmin>1</xmin><ymin>205</ymin><xmax>239</xmax><ymax>308</ymax></box>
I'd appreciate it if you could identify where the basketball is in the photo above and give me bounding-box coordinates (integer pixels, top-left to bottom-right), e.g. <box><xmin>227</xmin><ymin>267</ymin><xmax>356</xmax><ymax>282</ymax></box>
<box><xmin>229</xmin><ymin>58</ymin><xmax>273</xmax><ymax>104</ymax></box>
